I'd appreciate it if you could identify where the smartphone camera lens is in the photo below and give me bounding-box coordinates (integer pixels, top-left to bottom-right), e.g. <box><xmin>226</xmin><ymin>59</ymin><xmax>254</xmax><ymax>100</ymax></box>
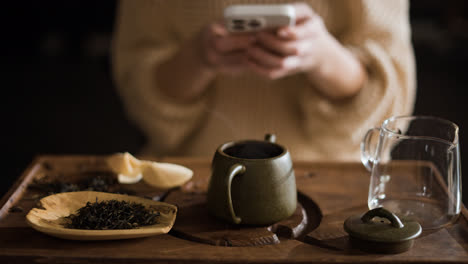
<box><xmin>232</xmin><ymin>19</ymin><xmax>245</xmax><ymax>25</ymax></box>
<box><xmin>231</xmin><ymin>19</ymin><xmax>246</xmax><ymax>31</ymax></box>
<box><xmin>248</xmin><ymin>19</ymin><xmax>261</xmax><ymax>29</ymax></box>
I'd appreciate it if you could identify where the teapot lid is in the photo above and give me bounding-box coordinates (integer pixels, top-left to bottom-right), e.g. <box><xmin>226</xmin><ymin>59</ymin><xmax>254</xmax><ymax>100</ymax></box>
<box><xmin>344</xmin><ymin>207</ymin><xmax>422</xmax><ymax>253</ymax></box>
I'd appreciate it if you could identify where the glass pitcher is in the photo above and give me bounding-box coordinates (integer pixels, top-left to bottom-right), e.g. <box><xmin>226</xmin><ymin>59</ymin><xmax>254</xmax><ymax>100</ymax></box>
<box><xmin>361</xmin><ymin>116</ymin><xmax>462</xmax><ymax>229</ymax></box>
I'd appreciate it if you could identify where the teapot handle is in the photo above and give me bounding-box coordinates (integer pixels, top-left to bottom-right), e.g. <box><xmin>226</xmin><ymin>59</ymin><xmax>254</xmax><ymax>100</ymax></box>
<box><xmin>225</xmin><ymin>163</ymin><xmax>246</xmax><ymax>224</ymax></box>
<box><xmin>361</xmin><ymin>128</ymin><xmax>380</xmax><ymax>171</ymax></box>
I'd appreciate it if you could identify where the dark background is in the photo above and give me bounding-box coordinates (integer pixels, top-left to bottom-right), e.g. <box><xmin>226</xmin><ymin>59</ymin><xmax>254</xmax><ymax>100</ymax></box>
<box><xmin>1</xmin><ymin>1</ymin><xmax>468</xmax><ymax>204</ymax></box>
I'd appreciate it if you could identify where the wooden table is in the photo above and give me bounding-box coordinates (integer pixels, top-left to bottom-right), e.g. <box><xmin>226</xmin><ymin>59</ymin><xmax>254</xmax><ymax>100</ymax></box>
<box><xmin>0</xmin><ymin>155</ymin><xmax>467</xmax><ymax>263</ymax></box>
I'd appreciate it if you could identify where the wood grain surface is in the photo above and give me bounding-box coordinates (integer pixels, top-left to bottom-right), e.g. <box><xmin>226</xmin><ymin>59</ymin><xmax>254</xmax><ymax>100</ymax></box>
<box><xmin>165</xmin><ymin>191</ymin><xmax>311</xmax><ymax>246</ymax></box>
<box><xmin>0</xmin><ymin>155</ymin><xmax>467</xmax><ymax>263</ymax></box>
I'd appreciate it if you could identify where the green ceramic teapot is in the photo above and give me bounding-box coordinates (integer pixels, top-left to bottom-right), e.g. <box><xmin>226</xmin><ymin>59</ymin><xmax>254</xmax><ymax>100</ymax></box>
<box><xmin>207</xmin><ymin>134</ymin><xmax>297</xmax><ymax>225</ymax></box>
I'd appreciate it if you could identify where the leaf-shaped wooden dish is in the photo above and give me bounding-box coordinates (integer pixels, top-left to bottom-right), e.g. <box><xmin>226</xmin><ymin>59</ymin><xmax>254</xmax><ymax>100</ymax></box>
<box><xmin>26</xmin><ymin>191</ymin><xmax>177</xmax><ymax>240</ymax></box>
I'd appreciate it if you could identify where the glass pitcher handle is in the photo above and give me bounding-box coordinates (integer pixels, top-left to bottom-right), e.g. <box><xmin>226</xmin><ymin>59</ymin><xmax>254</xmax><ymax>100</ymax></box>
<box><xmin>361</xmin><ymin>128</ymin><xmax>380</xmax><ymax>171</ymax></box>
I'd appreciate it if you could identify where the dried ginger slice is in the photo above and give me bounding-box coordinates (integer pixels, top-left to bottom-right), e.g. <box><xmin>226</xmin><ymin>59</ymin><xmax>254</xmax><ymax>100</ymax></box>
<box><xmin>107</xmin><ymin>152</ymin><xmax>143</xmax><ymax>184</ymax></box>
<box><xmin>140</xmin><ymin>161</ymin><xmax>193</xmax><ymax>189</ymax></box>
<box><xmin>107</xmin><ymin>152</ymin><xmax>193</xmax><ymax>189</ymax></box>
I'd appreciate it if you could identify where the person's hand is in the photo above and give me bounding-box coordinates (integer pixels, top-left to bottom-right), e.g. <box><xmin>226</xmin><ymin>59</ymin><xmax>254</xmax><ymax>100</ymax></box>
<box><xmin>246</xmin><ymin>3</ymin><xmax>332</xmax><ymax>80</ymax></box>
<box><xmin>156</xmin><ymin>21</ymin><xmax>256</xmax><ymax>102</ymax></box>
<box><xmin>199</xmin><ymin>22</ymin><xmax>256</xmax><ymax>76</ymax></box>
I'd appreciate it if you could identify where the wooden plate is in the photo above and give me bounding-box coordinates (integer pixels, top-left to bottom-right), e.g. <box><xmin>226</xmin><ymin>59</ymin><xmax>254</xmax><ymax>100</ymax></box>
<box><xmin>25</xmin><ymin>191</ymin><xmax>177</xmax><ymax>240</ymax></box>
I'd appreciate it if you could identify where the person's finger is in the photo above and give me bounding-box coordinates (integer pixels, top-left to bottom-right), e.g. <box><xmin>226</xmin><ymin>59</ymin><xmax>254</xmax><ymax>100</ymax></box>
<box><xmin>291</xmin><ymin>2</ymin><xmax>315</xmax><ymax>22</ymax></box>
<box><xmin>208</xmin><ymin>22</ymin><xmax>229</xmax><ymax>37</ymax></box>
<box><xmin>256</xmin><ymin>31</ymin><xmax>300</xmax><ymax>56</ymax></box>
<box><xmin>213</xmin><ymin>34</ymin><xmax>256</xmax><ymax>53</ymax></box>
<box><xmin>278</xmin><ymin>15</ymin><xmax>324</xmax><ymax>40</ymax></box>
<box><xmin>247</xmin><ymin>45</ymin><xmax>295</xmax><ymax>68</ymax></box>
<box><xmin>246</xmin><ymin>59</ymin><xmax>289</xmax><ymax>80</ymax></box>
<box><xmin>278</xmin><ymin>19</ymin><xmax>310</xmax><ymax>40</ymax></box>
<box><xmin>277</xmin><ymin>3</ymin><xmax>323</xmax><ymax>41</ymax></box>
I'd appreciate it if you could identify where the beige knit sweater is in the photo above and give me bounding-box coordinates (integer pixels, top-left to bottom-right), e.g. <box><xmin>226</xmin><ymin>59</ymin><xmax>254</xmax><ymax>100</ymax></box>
<box><xmin>112</xmin><ymin>0</ymin><xmax>416</xmax><ymax>161</ymax></box>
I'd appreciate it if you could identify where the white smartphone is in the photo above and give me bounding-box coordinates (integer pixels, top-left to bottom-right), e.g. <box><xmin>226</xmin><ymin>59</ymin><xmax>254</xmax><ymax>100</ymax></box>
<box><xmin>224</xmin><ymin>4</ymin><xmax>296</xmax><ymax>33</ymax></box>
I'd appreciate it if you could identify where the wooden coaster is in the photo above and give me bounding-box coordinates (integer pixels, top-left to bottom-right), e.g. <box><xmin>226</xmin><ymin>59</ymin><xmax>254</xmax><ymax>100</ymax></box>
<box><xmin>164</xmin><ymin>190</ymin><xmax>309</xmax><ymax>247</ymax></box>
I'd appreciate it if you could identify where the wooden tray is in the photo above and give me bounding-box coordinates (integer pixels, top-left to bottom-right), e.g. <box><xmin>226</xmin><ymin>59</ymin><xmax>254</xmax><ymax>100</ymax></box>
<box><xmin>1</xmin><ymin>155</ymin><xmax>467</xmax><ymax>263</ymax></box>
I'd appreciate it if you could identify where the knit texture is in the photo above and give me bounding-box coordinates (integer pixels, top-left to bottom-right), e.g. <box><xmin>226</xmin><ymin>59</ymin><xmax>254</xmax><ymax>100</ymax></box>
<box><xmin>112</xmin><ymin>0</ymin><xmax>416</xmax><ymax>161</ymax></box>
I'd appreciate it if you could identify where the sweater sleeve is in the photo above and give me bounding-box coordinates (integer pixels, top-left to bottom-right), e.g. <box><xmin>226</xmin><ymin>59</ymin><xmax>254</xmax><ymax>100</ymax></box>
<box><xmin>111</xmin><ymin>0</ymin><xmax>209</xmax><ymax>155</ymax></box>
<box><xmin>298</xmin><ymin>0</ymin><xmax>416</xmax><ymax>157</ymax></box>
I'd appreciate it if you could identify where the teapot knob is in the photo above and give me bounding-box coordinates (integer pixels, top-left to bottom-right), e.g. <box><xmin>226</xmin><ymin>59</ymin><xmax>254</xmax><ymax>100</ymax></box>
<box><xmin>264</xmin><ymin>134</ymin><xmax>276</xmax><ymax>143</ymax></box>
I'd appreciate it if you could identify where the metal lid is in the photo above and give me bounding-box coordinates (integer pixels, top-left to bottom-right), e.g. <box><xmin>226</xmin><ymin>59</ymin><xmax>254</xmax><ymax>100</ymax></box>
<box><xmin>344</xmin><ymin>208</ymin><xmax>422</xmax><ymax>253</ymax></box>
